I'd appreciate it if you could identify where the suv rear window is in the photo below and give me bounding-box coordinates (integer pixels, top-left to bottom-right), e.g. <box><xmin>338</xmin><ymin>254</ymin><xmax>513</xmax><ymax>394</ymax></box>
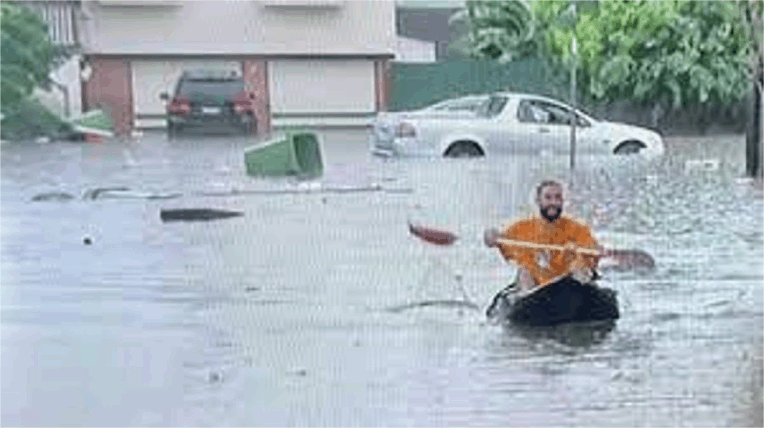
<box><xmin>177</xmin><ymin>79</ymin><xmax>245</xmax><ymax>99</ymax></box>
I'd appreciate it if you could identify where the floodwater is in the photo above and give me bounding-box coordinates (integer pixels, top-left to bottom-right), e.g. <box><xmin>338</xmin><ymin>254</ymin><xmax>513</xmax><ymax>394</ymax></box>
<box><xmin>2</xmin><ymin>130</ymin><xmax>762</xmax><ymax>427</ymax></box>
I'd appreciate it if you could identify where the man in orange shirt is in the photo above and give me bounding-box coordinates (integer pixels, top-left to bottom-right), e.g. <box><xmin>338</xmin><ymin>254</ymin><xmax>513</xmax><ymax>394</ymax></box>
<box><xmin>484</xmin><ymin>179</ymin><xmax>603</xmax><ymax>293</ymax></box>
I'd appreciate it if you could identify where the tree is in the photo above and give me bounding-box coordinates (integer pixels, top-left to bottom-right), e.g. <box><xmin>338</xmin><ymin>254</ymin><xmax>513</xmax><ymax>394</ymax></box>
<box><xmin>542</xmin><ymin>0</ymin><xmax>751</xmax><ymax>112</ymax></box>
<box><xmin>735</xmin><ymin>0</ymin><xmax>763</xmax><ymax>94</ymax></box>
<box><xmin>0</xmin><ymin>2</ymin><xmax>58</xmax><ymax>111</ymax></box>
<box><xmin>1</xmin><ymin>2</ymin><xmax>75</xmax><ymax>141</ymax></box>
<box><xmin>734</xmin><ymin>0</ymin><xmax>763</xmax><ymax>177</ymax></box>
<box><xmin>449</xmin><ymin>0</ymin><xmax>539</xmax><ymax>62</ymax></box>
<box><xmin>449</xmin><ymin>1</ymin><xmax>598</xmax><ymax>63</ymax></box>
<box><xmin>456</xmin><ymin>1</ymin><xmax>754</xmax><ymax>125</ymax></box>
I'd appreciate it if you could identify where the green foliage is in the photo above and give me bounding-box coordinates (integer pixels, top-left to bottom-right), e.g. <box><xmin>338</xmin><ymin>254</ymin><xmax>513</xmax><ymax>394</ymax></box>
<box><xmin>0</xmin><ymin>98</ymin><xmax>73</xmax><ymax>141</ymax></box>
<box><xmin>1</xmin><ymin>2</ymin><xmax>58</xmax><ymax>110</ymax></box>
<box><xmin>449</xmin><ymin>0</ymin><xmax>540</xmax><ymax>62</ymax></box>
<box><xmin>544</xmin><ymin>0</ymin><xmax>750</xmax><ymax>108</ymax></box>
<box><xmin>455</xmin><ymin>0</ymin><xmax>756</xmax><ymax>109</ymax></box>
<box><xmin>733</xmin><ymin>0</ymin><xmax>763</xmax><ymax>88</ymax></box>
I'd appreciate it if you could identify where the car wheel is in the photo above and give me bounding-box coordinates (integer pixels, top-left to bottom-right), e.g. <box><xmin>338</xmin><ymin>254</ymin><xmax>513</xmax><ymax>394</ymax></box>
<box><xmin>445</xmin><ymin>141</ymin><xmax>484</xmax><ymax>158</ymax></box>
<box><xmin>613</xmin><ymin>140</ymin><xmax>646</xmax><ymax>155</ymax></box>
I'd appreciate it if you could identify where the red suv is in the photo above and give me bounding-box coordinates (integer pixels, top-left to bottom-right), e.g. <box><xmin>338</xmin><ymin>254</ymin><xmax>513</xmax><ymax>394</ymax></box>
<box><xmin>160</xmin><ymin>70</ymin><xmax>257</xmax><ymax>137</ymax></box>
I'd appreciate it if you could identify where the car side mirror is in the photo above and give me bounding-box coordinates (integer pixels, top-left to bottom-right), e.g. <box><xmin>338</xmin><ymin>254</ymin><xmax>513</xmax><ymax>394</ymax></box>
<box><xmin>159</xmin><ymin>92</ymin><xmax>169</xmax><ymax>101</ymax></box>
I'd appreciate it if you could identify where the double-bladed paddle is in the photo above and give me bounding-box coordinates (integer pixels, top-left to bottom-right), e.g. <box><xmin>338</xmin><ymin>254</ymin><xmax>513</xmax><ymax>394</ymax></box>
<box><xmin>407</xmin><ymin>221</ymin><xmax>655</xmax><ymax>270</ymax></box>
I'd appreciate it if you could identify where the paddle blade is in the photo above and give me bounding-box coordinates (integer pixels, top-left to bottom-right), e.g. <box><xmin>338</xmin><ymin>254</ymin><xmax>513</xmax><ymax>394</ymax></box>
<box><xmin>408</xmin><ymin>222</ymin><xmax>459</xmax><ymax>245</ymax></box>
<box><xmin>604</xmin><ymin>249</ymin><xmax>656</xmax><ymax>270</ymax></box>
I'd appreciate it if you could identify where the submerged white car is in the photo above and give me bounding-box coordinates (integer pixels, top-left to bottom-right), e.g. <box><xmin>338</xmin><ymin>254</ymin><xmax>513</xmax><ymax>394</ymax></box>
<box><xmin>408</xmin><ymin>94</ymin><xmax>489</xmax><ymax>114</ymax></box>
<box><xmin>373</xmin><ymin>94</ymin><xmax>488</xmax><ymax>128</ymax></box>
<box><xmin>371</xmin><ymin>92</ymin><xmax>665</xmax><ymax>158</ymax></box>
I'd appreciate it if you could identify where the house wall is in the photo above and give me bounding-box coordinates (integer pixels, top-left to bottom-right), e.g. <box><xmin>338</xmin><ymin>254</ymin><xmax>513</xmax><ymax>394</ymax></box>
<box><xmin>32</xmin><ymin>55</ymin><xmax>83</xmax><ymax>119</ymax></box>
<box><xmin>80</xmin><ymin>0</ymin><xmax>396</xmax><ymax>133</ymax></box>
<box><xmin>24</xmin><ymin>2</ymin><xmax>83</xmax><ymax>118</ymax></box>
<box><xmin>374</xmin><ymin>59</ymin><xmax>391</xmax><ymax>112</ymax></box>
<box><xmin>82</xmin><ymin>1</ymin><xmax>396</xmax><ymax>55</ymax></box>
<box><xmin>82</xmin><ymin>59</ymin><xmax>133</xmax><ymax>134</ymax></box>
<box><xmin>243</xmin><ymin>59</ymin><xmax>271</xmax><ymax>134</ymax></box>
<box><xmin>395</xmin><ymin>6</ymin><xmax>463</xmax><ymax>60</ymax></box>
<box><xmin>394</xmin><ymin>36</ymin><xmax>437</xmax><ymax>63</ymax></box>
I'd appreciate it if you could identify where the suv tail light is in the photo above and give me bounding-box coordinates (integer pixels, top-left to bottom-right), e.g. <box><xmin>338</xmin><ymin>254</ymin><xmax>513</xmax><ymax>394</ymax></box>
<box><xmin>396</xmin><ymin>121</ymin><xmax>417</xmax><ymax>138</ymax></box>
<box><xmin>169</xmin><ymin>97</ymin><xmax>191</xmax><ymax>114</ymax></box>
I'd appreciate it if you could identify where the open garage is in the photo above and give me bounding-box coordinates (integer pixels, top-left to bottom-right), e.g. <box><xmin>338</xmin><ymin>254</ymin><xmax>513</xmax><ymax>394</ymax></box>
<box><xmin>130</xmin><ymin>59</ymin><xmax>243</xmax><ymax>129</ymax></box>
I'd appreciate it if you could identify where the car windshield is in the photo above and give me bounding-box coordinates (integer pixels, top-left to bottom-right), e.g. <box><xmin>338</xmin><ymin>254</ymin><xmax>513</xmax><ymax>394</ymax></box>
<box><xmin>476</xmin><ymin>95</ymin><xmax>509</xmax><ymax>118</ymax></box>
<box><xmin>573</xmin><ymin>105</ymin><xmax>599</xmax><ymax>122</ymax></box>
<box><xmin>177</xmin><ymin>80</ymin><xmax>245</xmax><ymax>99</ymax></box>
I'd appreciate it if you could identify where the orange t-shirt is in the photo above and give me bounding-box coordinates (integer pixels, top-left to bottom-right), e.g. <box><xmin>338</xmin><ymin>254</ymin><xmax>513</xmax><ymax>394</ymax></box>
<box><xmin>498</xmin><ymin>213</ymin><xmax>600</xmax><ymax>286</ymax></box>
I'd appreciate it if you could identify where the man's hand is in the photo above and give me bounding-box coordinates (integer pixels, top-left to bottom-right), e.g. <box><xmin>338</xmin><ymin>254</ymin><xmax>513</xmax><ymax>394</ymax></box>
<box><xmin>563</xmin><ymin>242</ymin><xmax>595</xmax><ymax>282</ymax></box>
<box><xmin>483</xmin><ymin>228</ymin><xmax>500</xmax><ymax>248</ymax></box>
<box><xmin>570</xmin><ymin>266</ymin><xmax>594</xmax><ymax>283</ymax></box>
<box><xmin>562</xmin><ymin>241</ymin><xmax>579</xmax><ymax>263</ymax></box>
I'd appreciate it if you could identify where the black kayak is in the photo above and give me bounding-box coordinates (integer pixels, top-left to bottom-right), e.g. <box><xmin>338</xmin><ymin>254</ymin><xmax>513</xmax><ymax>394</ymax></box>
<box><xmin>486</xmin><ymin>275</ymin><xmax>619</xmax><ymax>326</ymax></box>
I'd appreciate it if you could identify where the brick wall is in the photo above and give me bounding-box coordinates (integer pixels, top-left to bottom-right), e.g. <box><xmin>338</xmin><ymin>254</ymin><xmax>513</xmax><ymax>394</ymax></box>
<box><xmin>243</xmin><ymin>59</ymin><xmax>271</xmax><ymax>135</ymax></box>
<box><xmin>82</xmin><ymin>58</ymin><xmax>133</xmax><ymax>135</ymax></box>
<box><xmin>375</xmin><ymin>59</ymin><xmax>391</xmax><ymax>112</ymax></box>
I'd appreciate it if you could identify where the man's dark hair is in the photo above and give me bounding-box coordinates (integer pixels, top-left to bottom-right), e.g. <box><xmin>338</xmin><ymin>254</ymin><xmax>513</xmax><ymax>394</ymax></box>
<box><xmin>536</xmin><ymin>179</ymin><xmax>563</xmax><ymax>199</ymax></box>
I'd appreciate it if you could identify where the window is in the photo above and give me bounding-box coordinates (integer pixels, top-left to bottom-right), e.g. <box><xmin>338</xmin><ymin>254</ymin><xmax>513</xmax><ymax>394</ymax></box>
<box><xmin>477</xmin><ymin>95</ymin><xmax>509</xmax><ymax>118</ymax></box>
<box><xmin>430</xmin><ymin>97</ymin><xmax>487</xmax><ymax>112</ymax></box>
<box><xmin>23</xmin><ymin>1</ymin><xmax>78</xmax><ymax>46</ymax></box>
<box><xmin>517</xmin><ymin>99</ymin><xmax>590</xmax><ymax>127</ymax></box>
<box><xmin>177</xmin><ymin>80</ymin><xmax>245</xmax><ymax>99</ymax></box>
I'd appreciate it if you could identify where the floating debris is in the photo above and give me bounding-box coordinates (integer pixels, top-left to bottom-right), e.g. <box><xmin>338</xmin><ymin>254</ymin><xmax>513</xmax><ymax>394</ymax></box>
<box><xmin>82</xmin><ymin>187</ymin><xmax>181</xmax><ymax>200</ymax></box>
<box><xmin>82</xmin><ymin>186</ymin><xmax>130</xmax><ymax>200</ymax></box>
<box><xmin>160</xmin><ymin>208</ymin><xmax>244</xmax><ymax>223</ymax></box>
<box><xmin>197</xmin><ymin>184</ymin><xmax>412</xmax><ymax>197</ymax></box>
<box><xmin>31</xmin><ymin>192</ymin><xmax>74</xmax><ymax>202</ymax></box>
<box><xmin>386</xmin><ymin>300</ymin><xmax>481</xmax><ymax>313</ymax></box>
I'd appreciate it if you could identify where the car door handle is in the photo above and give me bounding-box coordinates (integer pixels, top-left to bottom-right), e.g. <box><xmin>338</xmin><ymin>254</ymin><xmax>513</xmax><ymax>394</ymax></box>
<box><xmin>538</xmin><ymin>127</ymin><xmax>551</xmax><ymax>133</ymax></box>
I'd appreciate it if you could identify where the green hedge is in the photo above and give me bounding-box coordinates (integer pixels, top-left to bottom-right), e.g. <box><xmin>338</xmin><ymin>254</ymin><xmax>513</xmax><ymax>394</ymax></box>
<box><xmin>1</xmin><ymin>98</ymin><xmax>74</xmax><ymax>141</ymax></box>
<box><xmin>390</xmin><ymin>58</ymin><xmax>570</xmax><ymax>112</ymax></box>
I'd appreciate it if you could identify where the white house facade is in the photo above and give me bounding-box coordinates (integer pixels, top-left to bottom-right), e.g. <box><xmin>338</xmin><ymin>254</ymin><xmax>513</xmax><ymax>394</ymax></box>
<box><xmin>25</xmin><ymin>1</ymin><xmax>83</xmax><ymax>120</ymax></box>
<box><xmin>394</xmin><ymin>36</ymin><xmax>436</xmax><ymax>63</ymax></box>
<box><xmin>76</xmin><ymin>0</ymin><xmax>396</xmax><ymax>134</ymax></box>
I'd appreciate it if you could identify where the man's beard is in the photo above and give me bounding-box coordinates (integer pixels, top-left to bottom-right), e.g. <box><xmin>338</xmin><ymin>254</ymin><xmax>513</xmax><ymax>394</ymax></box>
<box><xmin>540</xmin><ymin>205</ymin><xmax>562</xmax><ymax>222</ymax></box>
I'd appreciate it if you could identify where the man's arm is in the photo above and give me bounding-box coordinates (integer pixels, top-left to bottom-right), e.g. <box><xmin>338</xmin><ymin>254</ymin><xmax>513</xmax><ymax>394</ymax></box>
<box><xmin>486</xmin><ymin>223</ymin><xmax>545</xmax><ymax>286</ymax></box>
<box><xmin>483</xmin><ymin>227</ymin><xmax>501</xmax><ymax>247</ymax></box>
<box><xmin>562</xmin><ymin>223</ymin><xmax>601</xmax><ymax>282</ymax></box>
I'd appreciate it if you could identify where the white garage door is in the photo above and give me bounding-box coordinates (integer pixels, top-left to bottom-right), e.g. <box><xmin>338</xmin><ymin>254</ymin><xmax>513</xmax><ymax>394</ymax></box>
<box><xmin>269</xmin><ymin>59</ymin><xmax>375</xmax><ymax>116</ymax></box>
<box><xmin>131</xmin><ymin>59</ymin><xmax>243</xmax><ymax>128</ymax></box>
